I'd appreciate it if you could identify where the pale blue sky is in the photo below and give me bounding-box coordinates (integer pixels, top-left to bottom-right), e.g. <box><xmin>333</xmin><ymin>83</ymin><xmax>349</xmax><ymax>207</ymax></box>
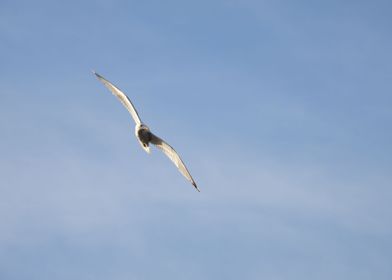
<box><xmin>1</xmin><ymin>0</ymin><xmax>391</xmax><ymax>279</ymax></box>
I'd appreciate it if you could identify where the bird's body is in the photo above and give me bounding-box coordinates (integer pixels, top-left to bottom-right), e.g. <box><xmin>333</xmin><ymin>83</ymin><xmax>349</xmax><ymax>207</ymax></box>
<box><xmin>93</xmin><ymin>71</ymin><xmax>199</xmax><ymax>192</ymax></box>
<box><xmin>135</xmin><ymin>123</ymin><xmax>152</xmax><ymax>153</ymax></box>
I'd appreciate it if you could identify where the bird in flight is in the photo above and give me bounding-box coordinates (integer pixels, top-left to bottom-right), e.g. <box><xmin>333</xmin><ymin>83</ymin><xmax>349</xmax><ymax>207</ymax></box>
<box><xmin>93</xmin><ymin>71</ymin><xmax>199</xmax><ymax>192</ymax></box>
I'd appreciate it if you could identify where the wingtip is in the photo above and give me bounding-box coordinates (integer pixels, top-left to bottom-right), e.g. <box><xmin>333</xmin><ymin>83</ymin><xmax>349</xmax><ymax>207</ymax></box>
<box><xmin>92</xmin><ymin>70</ymin><xmax>101</xmax><ymax>78</ymax></box>
<box><xmin>193</xmin><ymin>183</ymin><xmax>200</xmax><ymax>192</ymax></box>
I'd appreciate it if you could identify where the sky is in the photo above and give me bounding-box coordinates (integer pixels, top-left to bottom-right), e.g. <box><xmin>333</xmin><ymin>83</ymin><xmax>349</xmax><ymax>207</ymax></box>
<box><xmin>1</xmin><ymin>0</ymin><xmax>392</xmax><ymax>279</ymax></box>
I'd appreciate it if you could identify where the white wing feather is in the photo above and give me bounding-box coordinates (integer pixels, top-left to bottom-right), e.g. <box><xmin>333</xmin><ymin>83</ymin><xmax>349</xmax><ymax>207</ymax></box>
<box><xmin>94</xmin><ymin>72</ymin><xmax>142</xmax><ymax>125</ymax></box>
<box><xmin>150</xmin><ymin>133</ymin><xmax>199</xmax><ymax>192</ymax></box>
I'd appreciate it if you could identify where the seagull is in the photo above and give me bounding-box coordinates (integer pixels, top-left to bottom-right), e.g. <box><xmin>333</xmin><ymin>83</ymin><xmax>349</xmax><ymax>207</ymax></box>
<box><xmin>93</xmin><ymin>71</ymin><xmax>199</xmax><ymax>192</ymax></box>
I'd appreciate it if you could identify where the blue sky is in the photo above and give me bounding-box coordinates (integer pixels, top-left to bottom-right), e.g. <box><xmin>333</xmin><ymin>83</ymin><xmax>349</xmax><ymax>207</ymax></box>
<box><xmin>1</xmin><ymin>0</ymin><xmax>391</xmax><ymax>279</ymax></box>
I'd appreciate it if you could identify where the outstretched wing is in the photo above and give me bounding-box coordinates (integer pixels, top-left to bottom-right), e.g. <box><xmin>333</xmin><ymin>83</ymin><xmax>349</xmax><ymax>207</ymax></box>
<box><xmin>150</xmin><ymin>133</ymin><xmax>199</xmax><ymax>192</ymax></box>
<box><xmin>93</xmin><ymin>72</ymin><xmax>142</xmax><ymax>125</ymax></box>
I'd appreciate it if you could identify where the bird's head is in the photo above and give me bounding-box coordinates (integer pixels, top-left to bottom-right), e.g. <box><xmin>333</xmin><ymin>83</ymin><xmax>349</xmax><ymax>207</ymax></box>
<box><xmin>134</xmin><ymin>123</ymin><xmax>150</xmax><ymax>135</ymax></box>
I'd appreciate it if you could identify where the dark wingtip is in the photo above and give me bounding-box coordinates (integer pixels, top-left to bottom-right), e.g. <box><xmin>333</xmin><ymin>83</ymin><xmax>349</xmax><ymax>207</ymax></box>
<box><xmin>193</xmin><ymin>182</ymin><xmax>200</xmax><ymax>192</ymax></box>
<box><xmin>92</xmin><ymin>70</ymin><xmax>102</xmax><ymax>79</ymax></box>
